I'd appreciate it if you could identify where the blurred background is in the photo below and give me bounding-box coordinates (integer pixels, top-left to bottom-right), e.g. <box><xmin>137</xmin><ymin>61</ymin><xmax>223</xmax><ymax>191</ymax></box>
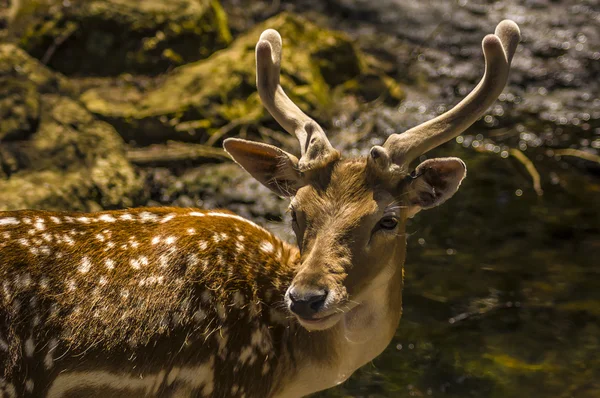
<box><xmin>1</xmin><ymin>0</ymin><xmax>599</xmax><ymax>396</ymax></box>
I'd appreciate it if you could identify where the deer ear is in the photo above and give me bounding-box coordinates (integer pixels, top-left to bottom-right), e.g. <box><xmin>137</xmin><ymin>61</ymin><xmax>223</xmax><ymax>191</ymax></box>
<box><xmin>224</xmin><ymin>138</ymin><xmax>305</xmax><ymax>197</ymax></box>
<box><xmin>405</xmin><ymin>157</ymin><xmax>467</xmax><ymax>217</ymax></box>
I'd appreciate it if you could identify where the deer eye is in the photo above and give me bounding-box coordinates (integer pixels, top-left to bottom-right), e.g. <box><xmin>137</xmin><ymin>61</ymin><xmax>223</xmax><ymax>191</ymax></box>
<box><xmin>379</xmin><ymin>216</ymin><xmax>398</xmax><ymax>230</ymax></box>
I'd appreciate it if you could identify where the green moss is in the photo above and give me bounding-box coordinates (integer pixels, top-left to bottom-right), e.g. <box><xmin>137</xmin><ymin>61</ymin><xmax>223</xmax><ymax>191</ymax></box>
<box><xmin>0</xmin><ymin>44</ymin><xmax>143</xmax><ymax>211</ymax></box>
<box><xmin>80</xmin><ymin>12</ymin><xmax>399</xmax><ymax>146</ymax></box>
<box><xmin>482</xmin><ymin>354</ymin><xmax>555</xmax><ymax>373</ymax></box>
<box><xmin>9</xmin><ymin>0</ymin><xmax>232</xmax><ymax>76</ymax></box>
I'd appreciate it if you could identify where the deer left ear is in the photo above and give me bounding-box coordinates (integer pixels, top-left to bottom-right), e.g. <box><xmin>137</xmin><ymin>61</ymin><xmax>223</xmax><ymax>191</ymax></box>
<box><xmin>405</xmin><ymin>157</ymin><xmax>467</xmax><ymax>217</ymax></box>
<box><xmin>224</xmin><ymin>138</ymin><xmax>306</xmax><ymax>197</ymax></box>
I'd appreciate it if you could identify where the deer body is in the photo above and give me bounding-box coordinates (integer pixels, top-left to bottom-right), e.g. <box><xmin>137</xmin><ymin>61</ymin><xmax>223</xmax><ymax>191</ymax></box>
<box><xmin>0</xmin><ymin>19</ymin><xmax>519</xmax><ymax>398</ymax></box>
<box><xmin>0</xmin><ymin>206</ymin><xmax>402</xmax><ymax>397</ymax></box>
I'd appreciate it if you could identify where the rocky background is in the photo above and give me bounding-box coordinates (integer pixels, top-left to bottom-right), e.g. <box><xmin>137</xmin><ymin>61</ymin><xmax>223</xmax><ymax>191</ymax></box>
<box><xmin>1</xmin><ymin>0</ymin><xmax>599</xmax><ymax>397</ymax></box>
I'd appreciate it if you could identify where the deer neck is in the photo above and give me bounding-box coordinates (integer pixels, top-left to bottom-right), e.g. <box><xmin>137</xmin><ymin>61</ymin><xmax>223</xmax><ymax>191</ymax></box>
<box><xmin>274</xmin><ymin>257</ymin><xmax>404</xmax><ymax>397</ymax></box>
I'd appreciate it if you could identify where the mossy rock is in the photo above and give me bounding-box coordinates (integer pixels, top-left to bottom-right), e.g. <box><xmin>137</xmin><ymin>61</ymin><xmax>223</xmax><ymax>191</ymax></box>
<box><xmin>80</xmin><ymin>12</ymin><xmax>403</xmax><ymax>146</ymax></box>
<box><xmin>0</xmin><ymin>44</ymin><xmax>144</xmax><ymax>211</ymax></box>
<box><xmin>9</xmin><ymin>0</ymin><xmax>232</xmax><ymax>76</ymax></box>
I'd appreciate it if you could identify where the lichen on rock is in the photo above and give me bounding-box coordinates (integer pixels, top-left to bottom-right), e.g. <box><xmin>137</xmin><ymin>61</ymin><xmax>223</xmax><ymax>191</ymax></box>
<box><xmin>0</xmin><ymin>44</ymin><xmax>144</xmax><ymax>211</ymax></box>
<box><xmin>8</xmin><ymin>0</ymin><xmax>232</xmax><ymax>76</ymax></box>
<box><xmin>80</xmin><ymin>12</ymin><xmax>403</xmax><ymax>146</ymax></box>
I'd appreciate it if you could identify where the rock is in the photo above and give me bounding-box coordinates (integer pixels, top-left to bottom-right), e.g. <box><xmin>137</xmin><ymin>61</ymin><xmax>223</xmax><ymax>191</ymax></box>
<box><xmin>8</xmin><ymin>0</ymin><xmax>232</xmax><ymax>76</ymax></box>
<box><xmin>80</xmin><ymin>12</ymin><xmax>403</xmax><ymax>146</ymax></box>
<box><xmin>0</xmin><ymin>44</ymin><xmax>144</xmax><ymax>211</ymax></box>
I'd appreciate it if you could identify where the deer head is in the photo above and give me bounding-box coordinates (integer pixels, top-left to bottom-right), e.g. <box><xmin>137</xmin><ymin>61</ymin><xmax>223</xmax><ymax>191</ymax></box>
<box><xmin>224</xmin><ymin>21</ymin><xmax>520</xmax><ymax>331</ymax></box>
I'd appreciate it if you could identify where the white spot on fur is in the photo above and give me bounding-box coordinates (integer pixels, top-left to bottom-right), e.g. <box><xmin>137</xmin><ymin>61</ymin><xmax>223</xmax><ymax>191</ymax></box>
<box><xmin>139</xmin><ymin>276</ymin><xmax>164</xmax><ymax>287</ymax></box>
<box><xmin>119</xmin><ymin>213</ymin><xmax>134</xmax><ymax>221</ymax></box>
<box><xmin>151</xmin><ymin>236</ymin><xmax>161</xmax><ymax>245</ymax></box>
<box><xmin>187</xmin><ymin>228</ymin><xmax>196</xmax><ymax>235</ymax></box>
<box><xmin>0</xmin><ymin>217</ymin><xmax>19</xmax><ymax>226</ymax></box>
<box><xmin>98</xmin><ymin>214</ymin><xmax>117</xmax><ymax>222</ymax></box>
<box><xmin>216</xmin><ymin>303</ymin><xmax>226</xmax><ymax>320</ymax></box>
<box><xmin>216</xmin><ymin>328</ymin><xmax>229</xmax><ymax>359</ymax></box>
<box><xmin>233</xmin><ymin>291</ymin><xmax>245</xmax><ymax>308</ymax></box>
<box><xmin>139</xmin><ymin>212</ymin><xmax>159</xmax><ymax>223</ymax></box>
<box><xmin>239</xmin><ymin>345</ymin><xmax>255</xmax><ymax>365</ymax></box>
<box><xmin>95</xmin><ymin>233</ymin><xmax>105</xmax><ymax>242</ymax></box>
<box><xmin>44</xmin><ymin>338</ymin><xmax>58</xmax><ymax>369</ymax></box>
<box><xmin>39</xmin><ymin>277</ymin><xmax>49</xmax><ymax>290</ymax></box>
<box><xmin>188</xmin><ymin>254</ymin><xmax>199</xmax><ymax>266</ymax></box>
<box><xmin>159</xmin><ymin>247</ymin><xmax>177</xmax><ymax>268</ymax></box>
<box><xmin>105</xmin><ymin>259</ymin><xmax>115</xmax><ymax>270</ymax></box>
<box><xmin>199</xmin><ymin>241</ymin><xmax>208</xmax><ymax>251</ymax></box>
<box><xmin>0</xmin><ymin>337</ymin><xmax>8</xmax><ymax>351</ymax></box>
<box><xmin>99</xmin><ymin>276</ymin><xmax>108</xmax><ymax>286</ymax></box>
<box><xmin>193</xmin><ymin>308</ymin><xmax>207</xmax><ymax>323</ymax></box>
<box><xmin>130</xmin><ymin>259</ymin><xmax>141</xmax><ymax>269</ymax></box>
<box><xmin>78</xmin><ymin>257</ymin><xmax>92</xmax><ymax>274</ymax></box>
<box><xmin>189</xmin><ymin>212</ymin><xmax>205</xmax><ymax>217</ymax></box>
<box><xmin>50</xmin><ymin>216</ymin><xmax>61</xmax><ymax>224</ymax></box>
<box><xmin>14</xmin><ymin>273</ymin><xmax>32</xmax><ymax>289</ymax></box>
<box><xmin>213</xmin><ymin>232</ymin><xmax>228</xmax><ymax>243</ymax></box>
<box><xmin>201</xmin><ymin>291</ymin><xmax>212</xmax><ymax>303</ymax></box>
<box><xmin>160</xmin><ymin>214</ymin><xmax>176</xmax><ymax>223</ymax></box>
<box><xmin>34</xmin><ymin>218</ymin><xmax>45</xmax><ymax>231</ymax></box>
<box><xmin>165</xmin><ymin>236</ymin><xmax>177</xmax><ymax>245</ymax></box>
<box><xmin>235</xmin><ymin>241</ymin><xmax>245</xmax><ymax>253</ymax></box>
<box><xmin>25</xmin><ymin>338</ymin><xmax>35</xmax><ymax>357</ymax></box>
<box><xmin>77</xmin><ymin>217</ymin><xmax>91</xmax><ymax>224</ymax></box>
<box><xmin>260</xmin><ymin>241</ymin><xmax>274</xmax><ymax>253</ymax></box>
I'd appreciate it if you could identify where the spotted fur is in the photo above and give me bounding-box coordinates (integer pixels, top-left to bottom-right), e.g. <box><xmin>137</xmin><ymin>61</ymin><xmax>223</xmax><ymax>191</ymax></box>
<box><xmin>0</xmin><ymin>208</ymin><xmax>316</xmax><ymax>397</ymax></box>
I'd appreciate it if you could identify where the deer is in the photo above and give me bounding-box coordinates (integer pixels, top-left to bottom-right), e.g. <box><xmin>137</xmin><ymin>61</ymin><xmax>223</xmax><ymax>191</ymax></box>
<box><xmin>0</xmin><ymin>20</ymin><xmax>520</xmax><ymax>398</ymax></box>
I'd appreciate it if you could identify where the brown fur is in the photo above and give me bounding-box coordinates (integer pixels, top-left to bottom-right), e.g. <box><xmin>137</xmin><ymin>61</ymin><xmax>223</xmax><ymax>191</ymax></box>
<box><xmin>0</xmin><ymin>207</ymin><xmax>308</xmax><ymax>397</ymax></box>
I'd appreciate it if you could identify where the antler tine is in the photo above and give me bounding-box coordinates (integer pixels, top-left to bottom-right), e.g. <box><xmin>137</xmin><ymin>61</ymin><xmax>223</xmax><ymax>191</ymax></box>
<box><xmin>380</xmin><ymin>20</ymin><xmax>520</xmax><ymax>169</ymax></box>
<box><xmin>256</xmin><ymin>29</ymin><xmax>338</xmax><ymax>170</ymax></box>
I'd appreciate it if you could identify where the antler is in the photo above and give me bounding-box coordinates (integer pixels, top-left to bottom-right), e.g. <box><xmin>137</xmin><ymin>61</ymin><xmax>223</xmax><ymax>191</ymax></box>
<box><xmin>256</xmin><ymin>29</ymin><xmax>339</xmax><ymax>172</ymax></box>
<box><xmin>372</xmin><ymin>20</ymin><xmax>520</xmax><ymax>173</ymax></box>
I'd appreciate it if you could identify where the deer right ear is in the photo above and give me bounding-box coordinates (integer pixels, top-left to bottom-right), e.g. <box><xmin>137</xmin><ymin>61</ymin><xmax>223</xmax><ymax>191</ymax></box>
<box><xmin>224</xmin><ymin>138</ymin><xmax>305</xmax><ymax>197</ymax></box>
<box><xmin>404</xmin><ymin>157</ymin><xmax>467</xmax><ymax>218</ymax></box>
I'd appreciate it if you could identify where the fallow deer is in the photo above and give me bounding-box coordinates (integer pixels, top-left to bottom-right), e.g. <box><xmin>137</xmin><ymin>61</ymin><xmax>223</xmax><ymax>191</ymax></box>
<box><xmin>0</xmin><ymin>20</ymin><xmax>520</xmax><ymax>397</ymax></box>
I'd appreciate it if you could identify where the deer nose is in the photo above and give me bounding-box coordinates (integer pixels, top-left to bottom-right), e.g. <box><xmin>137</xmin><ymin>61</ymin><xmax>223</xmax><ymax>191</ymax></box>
<box><xmin>288</xmin><ymin>288</ymin><xmax>328</xmax><ymax>318</ymax></box>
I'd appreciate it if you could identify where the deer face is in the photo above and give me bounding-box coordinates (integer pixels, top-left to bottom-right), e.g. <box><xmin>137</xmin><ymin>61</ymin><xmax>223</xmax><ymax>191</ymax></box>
<box><xmin>225</xmin><ymin>22</ymin><xmax>519</xmax><ymax>330</ymax></box>
<box><xmin>285</xmin><ymin>160</ymin><xmax>404</xmax><ymax>330</ymax></box>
